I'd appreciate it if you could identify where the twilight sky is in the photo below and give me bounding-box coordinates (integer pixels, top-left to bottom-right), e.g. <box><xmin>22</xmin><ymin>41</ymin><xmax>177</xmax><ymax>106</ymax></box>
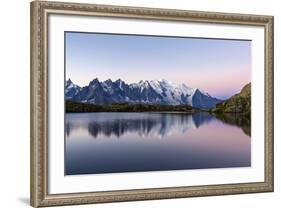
<box><xmin>65</xmin><ymin>32</ymin><xmax>251</xmax><ymax>99</ymax></box>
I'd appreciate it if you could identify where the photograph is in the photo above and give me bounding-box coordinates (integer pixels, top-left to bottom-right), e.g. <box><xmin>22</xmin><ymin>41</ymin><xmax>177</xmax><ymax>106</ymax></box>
<box><xmin>64</xmin><ymin>32</ymin><xmax>252</xmax><ymax>175</ymax></box>
<box><xmin>30</xmin><ymin>1</ymin><xmax>273</xmax><ymax>206</ymax></box>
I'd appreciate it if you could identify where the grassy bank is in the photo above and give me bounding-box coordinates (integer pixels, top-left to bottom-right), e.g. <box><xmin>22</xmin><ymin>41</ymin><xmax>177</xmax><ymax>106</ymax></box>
<box><xmin>65</xmin><ymin>101</ymin><xmax>200</xmax><ymax>113</ymax></box>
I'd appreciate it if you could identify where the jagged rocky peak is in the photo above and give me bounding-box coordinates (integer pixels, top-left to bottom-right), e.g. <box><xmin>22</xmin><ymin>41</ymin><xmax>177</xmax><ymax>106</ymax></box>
<box><xmin>66</xmin><ymin>78</ymin><xmax>80</xmax><ymax>89</ymax></box>
<box><xmin>66</xmin><ymin>78</ymin><xmax>74</xmax><ymax>86</ymax></box>
<box><xmin>104</xmin><ymin>78</ymin><xmax>113</xmax><ymax>84</ymax></box>
<box><xmin>89</xmin><ymin>78</ymin><xmax>100</xmax><ymax>86</ymax></box>
<box><xmin>65</xmin><ymin>78</ymin><xmax>81</xmax><ymax>100</ymax></box>
<box><xmin>115</xmin><ymin>78</ymin><xmax>125</xmax><ymax>85</ymax></box>
<box><xmin>139</xmin><ymin>79</ymin><xmax>150</xmax><ymax>85</ymax></box>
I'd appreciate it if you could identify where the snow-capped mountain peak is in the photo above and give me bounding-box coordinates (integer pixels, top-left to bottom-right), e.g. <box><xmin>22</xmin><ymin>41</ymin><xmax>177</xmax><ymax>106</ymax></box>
<box><xmin>65</xmin><ymin>78</ymin><xmax>81</xmax><ymax>99</ymax></box>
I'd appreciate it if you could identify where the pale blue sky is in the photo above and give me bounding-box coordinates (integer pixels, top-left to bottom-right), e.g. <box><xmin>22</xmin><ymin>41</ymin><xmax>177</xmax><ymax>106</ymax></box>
<box><xmin>65</xmin><ymin>32</ymin><xmax>251</xmax><ymax>99</ymax></box>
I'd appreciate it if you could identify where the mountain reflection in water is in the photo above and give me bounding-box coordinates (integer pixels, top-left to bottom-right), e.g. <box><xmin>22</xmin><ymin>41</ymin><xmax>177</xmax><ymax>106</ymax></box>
<box><xmin>66</xmin><ymin>112</ymin><xmax>218</xmax><ymax>139</ymax></box>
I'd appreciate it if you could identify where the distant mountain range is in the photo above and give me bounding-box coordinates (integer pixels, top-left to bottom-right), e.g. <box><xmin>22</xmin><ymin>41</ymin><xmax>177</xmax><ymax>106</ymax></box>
<box><xmin>65</xmin><ymin>78</ymin><xmax>222</xmax><ymax>109</ymax></box>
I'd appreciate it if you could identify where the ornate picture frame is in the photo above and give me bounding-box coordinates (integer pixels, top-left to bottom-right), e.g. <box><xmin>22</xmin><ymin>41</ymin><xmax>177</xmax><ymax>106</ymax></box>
<box><xmin>30</xmin><ymin>1</ymin><xmax>273</xmax><ymax>207</ymax></box>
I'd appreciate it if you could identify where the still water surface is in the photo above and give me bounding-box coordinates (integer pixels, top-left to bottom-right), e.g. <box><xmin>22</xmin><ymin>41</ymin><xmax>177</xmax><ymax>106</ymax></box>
<box><xmin>65</xmin><ymin>112</ymin><xmax>250</xmax><ymax>175</ymax></box>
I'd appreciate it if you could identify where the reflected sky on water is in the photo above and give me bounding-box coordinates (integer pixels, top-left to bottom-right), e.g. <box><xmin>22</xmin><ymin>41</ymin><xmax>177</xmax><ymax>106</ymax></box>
<box><xmin>65</xmin><ymin>112</ymin><xmax>251</xmax><ymax>175</ymax></box>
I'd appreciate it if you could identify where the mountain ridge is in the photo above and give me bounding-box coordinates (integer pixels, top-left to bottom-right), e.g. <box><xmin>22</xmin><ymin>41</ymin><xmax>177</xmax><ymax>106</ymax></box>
<box><xmin>65</xmin><ymin>78</ymin><xmax>222</xmax><ymax>109</ymax></box>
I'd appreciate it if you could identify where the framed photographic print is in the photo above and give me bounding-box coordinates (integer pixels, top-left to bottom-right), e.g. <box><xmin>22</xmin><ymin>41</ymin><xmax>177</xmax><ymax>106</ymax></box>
<box><xmin>30</xmin><ymin>1</ymin><xmax>274</xmax><ymax>207</ymax></box>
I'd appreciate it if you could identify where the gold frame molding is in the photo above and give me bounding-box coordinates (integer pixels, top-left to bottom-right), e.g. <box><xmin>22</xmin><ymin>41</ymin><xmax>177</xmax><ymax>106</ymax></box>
<box><xmin>30</xmin><ymin>1</ymin><xmax>274</xmax><ymax>207</ymax></box>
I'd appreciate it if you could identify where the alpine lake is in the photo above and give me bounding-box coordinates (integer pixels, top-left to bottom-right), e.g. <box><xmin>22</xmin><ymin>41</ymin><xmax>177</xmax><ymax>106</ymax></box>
<box><xmin>65</xmin><ymin>112</ymin><xmax>251</xmax><ymax>175</ymax></box>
